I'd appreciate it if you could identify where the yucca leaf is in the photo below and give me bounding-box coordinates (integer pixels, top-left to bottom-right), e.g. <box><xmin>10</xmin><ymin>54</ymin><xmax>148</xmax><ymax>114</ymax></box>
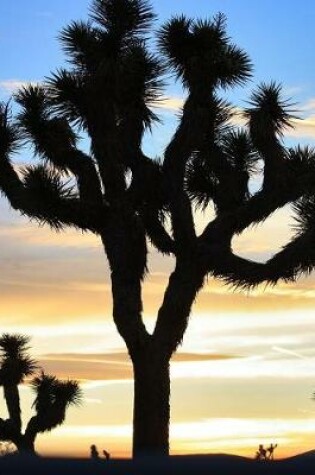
<box><xmin>245</xmin><ymin>82</ymin><xmax>296</xmax><ymax>137</ymax></box>
<box><xmin>90</xmin><ymin>0</ymin><xmax>155</xmax><ymax>38</ymax></box>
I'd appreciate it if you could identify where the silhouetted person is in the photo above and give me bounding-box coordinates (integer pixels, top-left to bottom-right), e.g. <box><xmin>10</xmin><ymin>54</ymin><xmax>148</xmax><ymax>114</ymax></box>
<box><xmin>90</xmin><ymin>444</ymin><xmax>99</xmax><ymax>460</ymax></box>
<box><xmin>255</xmin><ymin>444</ymin><xmax>267</xmax><ymax>461</ymax></box>
<box><xmin>267</xmin><ymin>443</ymin><xmax>277</xmax><ymax>460</ymax></box>
<box><xmin>103</xmin><ymin>449</ymin><xmax>110</xmax><ymax>460</ymax></box>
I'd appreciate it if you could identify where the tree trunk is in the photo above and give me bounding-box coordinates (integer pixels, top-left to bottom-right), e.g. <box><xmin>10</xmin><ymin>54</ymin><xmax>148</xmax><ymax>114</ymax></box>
<box><xmin>132</xmin><ymin>348</ymin><xmax>170</xmax><ymax>458</ymax></box>
<box><xmin>3</xmin><ymin>385</ymin><xmax>21</xmax><ymax>432</ymax></box>
<box><xmin>15</xmin><ymin>436</ymin><xmax>36</xmax><ymax>455</ymax></box>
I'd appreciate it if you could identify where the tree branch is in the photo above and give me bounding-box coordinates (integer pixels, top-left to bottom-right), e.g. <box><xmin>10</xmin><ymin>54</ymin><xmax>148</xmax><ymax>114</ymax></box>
<box><xmin>0</xmin><ymin>418</ymin><xmax>19</xmax><ymax>445</ymax></box>
<box><xmin>153</xmin><ymin>257</ymin><xmax>205</xmax><ymax>356</ymax></box>
<box><xmin>141</xmin><ymin>209</ymin><xmax>175</xmax><ymax>255</ymax></box>
<box><xmin>200</xmin><ymin>169</ymin><xmax>315</xmax><ymax>246</ymax></box>
<box><xmin>162</xmin><ymin>92</ymin><xmax>216</xmax><ymax>248</ymax></box>
<box><xmin>207</xmin><ymin>248</ymin><xmax>268</xmax><ymax>288</ymax></box>
<box><xmin>245</xmin><ymin>83</ymin><xmax>294</xmax><ymax>191</ymax></box>
<box><xmin>90</xmin><ymin>124</ymin><xmax>127</xmax><ymax>204</ymax></box>
<box><xmin>3</xmin><ymin>385</ymin><xmax>21</xmax><ymax>434</ymax></box>
<box><xmin>24</xmin><ymin>416</ymin><xmax>39</xmax><ymax>447</ymax></box>
<box><xmin>126</xmin><ymin>153</ymin><xmax>176</xmax><ymax>254</ymax></box>
<box><xmin>0</xmin><ymin>158</ymin><xmax>101</xmax><ymax>232</ymax></box>
<box><xmin>67</xmin><ymin>150</ymin><xmax>103</xmax><ymax>204</ymax></box>
<box><xmin>101</xmin><ymin>217</ymin><xmax>150</xmax><ymax>354</ymax></box>
<box><xmin>267</xmin><ymin>230</ymin><xmax>315</xmax><ymax>283</ymax></box>
<box><xmin>16</xmin><ymin>86</ymin><xmax>103</xmax><ymax>204</ymax></box>
<box><xmin>204</xmin><ymin>230</ymin><xmax>315</xmax><ymax>288</ymax></box>
<box><xmin>1</xmin><ymin>101</ymin><xmax>103</xmax><ymax>231</ymax></box>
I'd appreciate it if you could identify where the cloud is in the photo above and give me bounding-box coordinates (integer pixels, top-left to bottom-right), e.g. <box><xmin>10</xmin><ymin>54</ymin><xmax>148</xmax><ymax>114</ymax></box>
<box><xmin>153</xmin><ymin>97</ymin><xmax>185</xmax><ymax>111</ymax></box>
<box><xmin>299</xmin><ymin>98</ymin><xmax>315</xmax><ymax>112</ymax></box>
<box><xmin>44</xmin><ymin>351</ymin><xmax>238</xmax><ymax>363</ymax></box>
<box><xmin>152</xmin><ymin>93</ymin><xmax>315</xmax><ymax>139</ymax></box>
<box><xmin>43</xmin><ymin>417</ymin><xmax>315</xmax><ymax>458</ymax></box>
<box><xmin>287</xmin><ymin>117</ymin><xmax>315</xmax><ymax>139</ymax></box>
<box><xmin>38</xmin><ymin>356</ymin><xmax>132</xmax><ymax>382</ymax></box>
<box><xmin>0</xmin><ymin>226</ymin><xmax>315</xmax><ymax>329</ymax></box>
<box><xmin>230</xmin><ymin>102</ymin><xmax>315</xmax><ymax>140</ymax></box>
<box><xmin>37</xmin><ymin>351</ymin><xmax>239</xmax><ymax>382</ymax></box>
<box><xmin>230</xmin><ymin>108</ymin><xmax>315</xmax><ymax>140</ymax></box>
<box><xmin>173</xmin><ymin>352</ymin><xmax>239</xmax><ymax>362</ymax></box>
<box><xmin>272</xmin><ymin>346</ymin><xmax>307</xmax><ymax>360</ymax></box>
<box><xmin>37</xmin><ymin>342</ymin><xmax>315</xmax><ymax>382</ymax></box>
<box><xmin>0</xmin><ymin>79</ymin><xmax>39</xmax><ymax>96</ymax></box>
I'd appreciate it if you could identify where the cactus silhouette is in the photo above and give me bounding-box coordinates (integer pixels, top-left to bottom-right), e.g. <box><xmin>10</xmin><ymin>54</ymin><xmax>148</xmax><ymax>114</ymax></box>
<box><xmin>0</xmin><ymin>334</ymin><xmax>81</xmax><ymax>454</ymax></box>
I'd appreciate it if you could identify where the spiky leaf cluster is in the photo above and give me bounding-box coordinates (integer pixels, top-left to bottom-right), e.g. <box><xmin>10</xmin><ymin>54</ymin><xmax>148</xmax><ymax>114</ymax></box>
<box><xmin>158</xmin><ymin>13</ymin><xmax>252</xmax><ymax>89</ymax></box>
<box><xmin>31</xmin><ymin>372</ymin><xmax>82</xmax><ymax>432</ymax></box>
<box><xmin>0</xmin><ymin>335</ymin><xmax>36</xmax><ymax>385</ymax></box>
<box><xmin>0</xmin><ymin>103</ymin><xmax>19</xmax><ymax>158</ymax></box>
<box><xmin>16</xmin><ymin>86</ymin><xmax>77</xmax><ymax>168</ymax></box>
<box><xmin>185</xmin><ymin>156</ymin><xmax>217</xmax><ymax>210</ymax></box>
<box><xmin>45</xmin><ymin>0</ymin><xmax>162</xmax><ymax>140</ymax></box>
<box><xmin>22</xmin><ymin>166</ymin><xmax>75</xmax><ymax>201</ymax></box>
<box><xmin>220</xmin><ymin>130</ymin><xmax>258</xmax><ymax>173</ymax></box>
<box><xmin>90</xmin><ymin>0</ymin><xmax>155</xmax><ymax>37</ymax></box>
<box><xmin>287</xmin><ymin>145</ymin><xmax>315</xmax><ymax>175</ymax></box>
<box><xmin>0</xmin><ymin>334</ymin><xmax>81</xmax><ymax>450</ymax></box>
<box><xmin>245</xmin><ymin>82</ymin><xmax>295</xmax><ymax>138</ymax></box>
<box><xmin>293</xmin><ymin>195</ymin><xmax>315</xmax><ymax>235</ymax></box>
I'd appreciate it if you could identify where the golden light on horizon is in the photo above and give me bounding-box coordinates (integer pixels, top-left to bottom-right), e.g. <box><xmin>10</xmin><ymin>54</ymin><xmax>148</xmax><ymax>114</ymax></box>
<box><xmin>33</xmin><ymin>418</ymin><xmax>315</xmax><ymax>459</ymax></box>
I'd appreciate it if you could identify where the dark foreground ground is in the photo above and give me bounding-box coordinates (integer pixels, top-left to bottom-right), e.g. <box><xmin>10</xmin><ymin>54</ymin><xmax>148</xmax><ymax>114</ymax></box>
<box><xmin>1</xmin><ymin>451</ymin><xmax>315</xmax><ymax>475</ymax></box>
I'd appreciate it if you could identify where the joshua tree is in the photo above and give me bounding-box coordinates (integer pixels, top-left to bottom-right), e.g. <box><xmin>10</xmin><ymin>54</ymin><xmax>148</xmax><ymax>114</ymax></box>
<box><xmin>1</xmin><ymin>0</ymin><xmax>315</xmax><ymax>458</ymax></box>
<box><xmin>0</xmin><ymin>334</ymin><xmax>81</xmax><ymax>454</ymax></box>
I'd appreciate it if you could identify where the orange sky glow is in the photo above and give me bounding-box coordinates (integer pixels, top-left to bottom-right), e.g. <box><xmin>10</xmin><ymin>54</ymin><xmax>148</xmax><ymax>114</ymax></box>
<box><xmin>1</xmin><ymin>199</ymin><xmax>315</xmax><ymax>459</ymax></box>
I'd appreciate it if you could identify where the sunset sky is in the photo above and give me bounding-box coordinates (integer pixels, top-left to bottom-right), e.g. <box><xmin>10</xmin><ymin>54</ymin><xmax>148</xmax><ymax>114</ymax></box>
<box><xmin>2</xmin><ymin>0</ymin><xmax>315</xmax><ymax>459</ymax></box>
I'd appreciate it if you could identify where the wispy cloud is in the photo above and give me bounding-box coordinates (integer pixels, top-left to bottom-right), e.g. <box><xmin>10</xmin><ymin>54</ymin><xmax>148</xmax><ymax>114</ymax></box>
<box><xmin>299</xmin><ymin>98</ymin><xmax>315</xmax><ymax>112</ymax></box>
<box><xmin>288</xmin><ymin>116</ymin><xmax>315</xmax><ymax>139</ymax></box>
<box><xmin>0</xmin><ymin>79</ymin><xmax>39</xmax><ymax>96</ymax></box>
<box><xmin>152</xmin><ymin>93</ymin><xmax>315</xmax><ymax>139</ymax></box>
<box><xmin>283</xmin><ymin>85</ymin><xmax>303</xmax><ymax>96</ymax></box>
<box><xmin>153</xmin><ymin>96</ymin><xmax>185</xmax><ymax>111</ymax></box>
<box><xmin>272</xmin><ymin>346</ymin><xmax>307</xmax><ymax>360</ymax></box>
<box><xmin>37</xmin><ymin>351</ymin><xmax>239</xmax><ymax>382</ymax></box>
<box><xmin>41</xmin><ymin>351</ymin><xmax>238</xmax><ymax>363</ymax></box>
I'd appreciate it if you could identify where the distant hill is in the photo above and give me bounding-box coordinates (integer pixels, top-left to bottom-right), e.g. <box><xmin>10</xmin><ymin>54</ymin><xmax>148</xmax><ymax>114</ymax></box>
<box><xmin>288</xmin><ymin>449</ymin><xmax>315</xmax><ymax>458</ymax></box>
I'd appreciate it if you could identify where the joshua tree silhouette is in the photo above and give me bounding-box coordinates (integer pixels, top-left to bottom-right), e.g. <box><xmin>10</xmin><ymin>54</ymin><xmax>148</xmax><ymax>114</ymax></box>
<box><xmin>1</xmin><ymin>0</ymin><xmax>315</xmax><ymax>458</ymax></box>
<box><xmin>0</xmin><ymin>334</ymin><xmax>81</xmax><ymax>454</ymax></box>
